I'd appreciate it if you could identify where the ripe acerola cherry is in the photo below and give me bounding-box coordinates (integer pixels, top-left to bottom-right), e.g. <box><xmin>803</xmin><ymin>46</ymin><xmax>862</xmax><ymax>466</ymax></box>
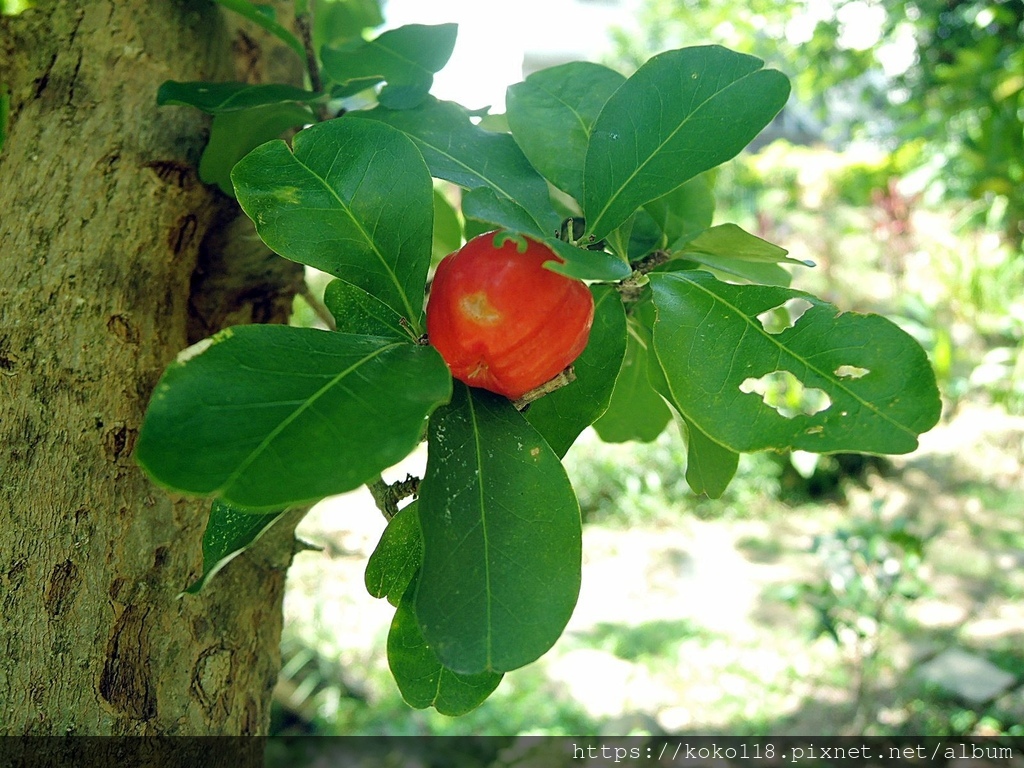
<box><xmin>426</xmin><ymin>231</ymin><xmax>595</xmax><ymax>400</ymax></box>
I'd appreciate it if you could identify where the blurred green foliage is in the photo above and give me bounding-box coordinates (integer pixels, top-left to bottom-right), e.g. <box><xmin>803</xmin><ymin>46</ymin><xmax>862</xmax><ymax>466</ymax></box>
<box><xmin>611</xmin><ymin>0</ymin><xmax>1024</xmax><ymax>247</ymax></box>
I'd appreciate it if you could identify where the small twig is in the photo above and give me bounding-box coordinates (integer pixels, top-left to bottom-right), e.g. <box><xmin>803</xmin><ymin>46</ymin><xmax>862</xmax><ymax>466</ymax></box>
<box><xmin>616</xmin><ymin>250</ymin><xmax>671</xmax><ymax>303</ymax></box>
<box><xmin>295</xmin><ymin>11</ymin><xmax>330</xmax><ymax>122</ymax></box>
<box><xmin>368</xmin><ymin>473</ymin><xmax>421</xmax><ymax>521</ymax></box>
<box><xmin>299</xmin><ymin>284</ymin><xmax>336</xmax><ymax>330</ymax></box>
<box><xmin>512</xmin><ymin>366</ymin><xmax>576</xmax><ymax>411</ymax></box>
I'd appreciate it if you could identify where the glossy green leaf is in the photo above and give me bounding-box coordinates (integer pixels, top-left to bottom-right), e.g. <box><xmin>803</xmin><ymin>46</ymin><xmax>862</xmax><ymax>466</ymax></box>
<box><xmin>593</xmin><ymin>323</ymin><xmax>673</xmax><ymax>444</ymax></box>
<box><xmin>674</xmin><ymin>222</ymin><xmax>812</xmax><ymax>286</ymax></box>
<box><xmin>416</xmin><ymin>384</ymin><xmax>582</xmax><ymax>674</ymax></box>
<box><xmin>642</xmin><ymin>325</ymin><xmax>740</xmax><ymax>497</ymax></box>
<box><xmin>365</xmin><ymin>501</ymin><xmax>421</xmax><ymax>606</ymax></box>
<box><xmin>213</xmin><ymin>0</ymin><xmax>304</xmax><ymax>58</ymax></box>
<box><xmin>353</xmin><ymin>98</ymin><xmax>561</xmax><ymax>237</ymax></box>
<box><xmin>388</xmin><ymin>582</ymin><xmax>503</xmax><ymax>714</ymax></box>
<box><xmin>506</xmin><ymin>62</ymin><xmax>625</xmax><ymax>202</ymax></box>
<box><xmin>322</xmin><ymin>279</ymin><xmax>411</xmax><ymax>339</ymax></box>
<box><xmin>644</xmin><ymin>173</ymin><xmax>716</xmax><ymax>248</ymax></box>
<box><xmin>542</xmin><ymin>238</ymin><xmax>632</xmax><ymax>282</ymax></box>
<box><xmin>432</xmin><ymin>187</ymin><xmax>462</xmax><ymax>266</ymax></box>
<box><xmin>184</xmin><ymin>501</ymin><xmax>288</xmax><ymax>594</ymax></box>
<box><xmin>682</xmin><ymin>417</ymin><xmax>738</xmax><ymax>498</ymax></box>
<box><xmin>649</xmin><ymin>271</ymin><xmax>941</xmax><ymax>454</ymax></box>
<box><xmin>136</xmin><ymin>326</ymin><xmax>452</xmax><ymax>509</ymax></box>
<box><xmin>199</xmin><ymin>103</ymin><xmax>314</xmax><ymax>196</ymax></box>
<box><xmin>584</xmin><ymin>45</ymin><xmax>790</xmax><ymax>239</ymax></box>
<box><xmin>232</xmin><ymin>118</ymin><xmax>432</xmax><ymax>330</ymax></box>
<box><xmin>526</xmin><ymin>286</ymin><xmax>628</xmax><ymax>457</ymax></box>
<box><xmin>313</xmin><ymin>0</ymin><xmax>384</xmax><ymax>49</ymax></box>
<box><xmin>157</xmin><ymin>81</ymin><xmax>322</xmax><ymax>113</ymax></box>
<box><xmin>321</xmin><ymin>23</ymin><xmax>457</xmax><ymax>109</ymax></box>
<box><xmin>461</xmin><ymin>187</ymin><xmax>545</xmax><ymax>238</ymax></box>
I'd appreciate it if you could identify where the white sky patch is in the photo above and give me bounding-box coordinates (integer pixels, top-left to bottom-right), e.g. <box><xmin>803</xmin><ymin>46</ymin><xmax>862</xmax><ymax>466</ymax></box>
<box><xmin>382</xmin><ymin>0</ymin><xmax>529</xmax><ymax>111</ymax></box>
<box><xmin>382</xmin><ymin>0</ymin><xmax>626</xmax><ymax>112</ymax></box>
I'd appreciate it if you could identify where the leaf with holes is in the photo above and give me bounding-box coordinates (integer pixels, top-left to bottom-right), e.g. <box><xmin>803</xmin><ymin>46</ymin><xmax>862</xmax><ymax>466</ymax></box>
<box><xmin>321</xmin><ymin>23</ymin><xmax>457</xmax><ymax>109</ymax></box>
<box><xmin>232</xmin><ymin>119</ymin><xmax>432</xmax><ymax>331</ymax></box>
<box><xmin>388</xmin><ymin>581</ymin><xmax>503</xmax><ymax>714</ymax></box>
<box><xmin>526</xmin><ymin>285</ymin><xmax>628</xmax><ymax>457</ymax></box>
<box><xmin>649</xmin><ymin>270</ymin><xmax>941</xmax><ymax>454</ymax></box>
<box><xmin>184</xmin><ymin>501</ymin><xmax>288</xmax><ymax>594</ymax></box>
<box><xmin>416</xmin><ymin>384</ymin><xmax>582</xmax><ymax>674</ymax></box>
<box><xmin>365</xmin><ymin>501</ymin><xmax>421</xmax><ymax>607</ymax></box>
<box><xmin>136</xmin><ymin>326</ymin><xmax>452</xmax><ymax>509</ymax></box>
<box><xmin>583</xmin><ymin>45</ymin><xmax>789</xmax><ymax>240</ymax></box>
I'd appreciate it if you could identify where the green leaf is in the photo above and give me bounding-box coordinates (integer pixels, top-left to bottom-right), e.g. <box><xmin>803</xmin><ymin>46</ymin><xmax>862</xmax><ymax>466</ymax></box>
<box><xmin>157</xmin><ymin>81</ymin><xmax>323</xmax><ymax>113</ymax></box>
<box><xmin>365</xmin><ymin>501</ymin><xmax>421</xmax><ymax>606</ymax></box>
<box><xmin>526</xmin><ymin>286</ymin><xmax>628</xmax><ymax>457</ymax></box>
<box><xmin>649</xmin><ymin>271</ymin><xmax>942</xmax><ymax>454</ymax></box>
<box><xmin>506</xmin><ymin>62</ymin><xmax>625</xmax><ymax>202</ymax></box>
<box><xmin>542</xmin><ymin>238</ymin><xmax>632</xmax><ymax>282</ymax></box>
<box><xmin>674</xmin><ymin>223</ymin><xmax>813</xmax><ymax>286</ymax></box>
<box><xmin>388</xmin><ymin>581</ymin><xmax>503</xmax><ymax>714</ymax></box>
<box><xmin>313</xmin><ymin>0</ymin><xmax>384</xmax><ymax>49</ymax></box>
<box><xmin>199</xmin><ymin>103</ymin><xmax>314</xmax><ymax>196</ymax></box>
<box><xmin>642</xmin><ymin>321</ymin><xmax>739</xmax><ymax>497</ymax></box>
<box><xmin>321</xmin><ymin>23</ymin><xmax>457</xmax><ymax>110</ymax></box>
<box><xmin>213</xmin><ymin>0</ymin><xmax>305</xmax><ymax>59</ymax></box>
<box><xmin>432</xmin><ymin>187</ymin><xmax>462</xmax><ymax>266</ymax></box>
<box><xmin>136</xmin><ymin>326</ymin><xmax>452</xmax><ymax>509</ymax></box>
<box><xmin>353</xmin><ymin>98</ymin><xmax>561</xmax><ymax>237</ymax></box>
<box><xmin>184</xmin><ymin>501</ymin><xmax>288</xmax><ymax>594</ymax></box>
<box><xmin>593</xmin><ymin>322</ymin><xmax>673</xmax><ymax>444</ymax></box>
<box><xmin>322</xmin><ymin>279</ymin><xmax>411</xmax><ymax>339</ymax></box>
<box><xmin>682</xmin><ymin>417</ymin><xmax>738</xmax><ymax>499</ymax></box>
<box><xmin>416</xmin><ymin>384</ymin><xmax>582</xmax><ymax>674</ymax></box>
<box><xmin>461</xmin><ymin>187</ymin><xmax>545</xmax><ymax>238</ymax></box>
<box><xmin>644</xmin><ymin>173</ymin><xmax>716</xmax><ymax>248</ymax></box>
<box><xmin>583</xmin><ymin>45</ymin><xmax>790</xmax><ymax>240</ymax></box>
<box><xmin>232</xmin><ymin>118</ymin><xmax>432</xmax><ymax>330</ymax></box>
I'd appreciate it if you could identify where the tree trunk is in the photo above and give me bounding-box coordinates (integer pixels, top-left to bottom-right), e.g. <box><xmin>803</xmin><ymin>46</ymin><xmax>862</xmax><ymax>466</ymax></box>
<box><xmin>0</xmin><ymin>0</ymin><xmax>305</xmax><ymax>735</ymax></box>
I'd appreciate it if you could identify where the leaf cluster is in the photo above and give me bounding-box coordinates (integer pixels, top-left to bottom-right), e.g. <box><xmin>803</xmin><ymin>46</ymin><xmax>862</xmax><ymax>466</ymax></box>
<box><xmin>141</xmin><ymin>3</ymin><xmax>941</xmax><ymax>714</ymax></box>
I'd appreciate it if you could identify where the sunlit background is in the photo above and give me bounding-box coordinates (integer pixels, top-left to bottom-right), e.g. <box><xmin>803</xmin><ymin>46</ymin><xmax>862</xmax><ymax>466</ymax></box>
<box><xmin>277</xmin><ymin>0</ymin><xmax>1024</xmax><ymax>743</ymax></box>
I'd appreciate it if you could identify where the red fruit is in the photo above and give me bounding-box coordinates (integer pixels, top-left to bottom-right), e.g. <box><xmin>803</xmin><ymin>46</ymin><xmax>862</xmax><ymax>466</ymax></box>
<box><xmin>426</xmin><ymin>231</ymin><xmax>595</xmax><ymax>400</ymax></box>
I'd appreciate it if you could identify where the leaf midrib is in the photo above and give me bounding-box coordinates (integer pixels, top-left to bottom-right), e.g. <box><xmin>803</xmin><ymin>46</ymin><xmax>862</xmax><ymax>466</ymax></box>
<box><xmin>465</xmin><ymin>391</ymin><xmax>495</xmax><ymax>671</ymax></box>
<box><xmin>219</xmin><ymin>340</ymin><xmax>401</xmax><ymax>497</ymax></box>
<box><xmin>290</xmin><ymin>144</ymin><xmax>422</xmax><ymax>329</ymax></box>
<box><xmin>402</xmin><ymin>129</ymin><xmax>550</xmax><ymax>236</ymax></box>
<box><xmin>587</xmin><ymin>63</ymin><xmax>773</xmax><ymax>238</ymax></box>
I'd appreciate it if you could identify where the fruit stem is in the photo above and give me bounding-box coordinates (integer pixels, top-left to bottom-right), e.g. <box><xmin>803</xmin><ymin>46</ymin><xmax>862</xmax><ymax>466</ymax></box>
<box><xmin>617</xmin><ymin>249</ymin><xmax>671</xmax><ymax>303</ymax></box>
<box><xmin>512</xmin><ymin>366</ymin><xmax>577</xmax><ymax>411</ymax></box>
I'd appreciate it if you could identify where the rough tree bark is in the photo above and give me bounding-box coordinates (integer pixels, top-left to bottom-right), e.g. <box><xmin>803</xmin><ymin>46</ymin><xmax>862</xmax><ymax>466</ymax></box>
<box><xmin>0</xmin><ymin>0</ymin><xmax>307</xmax><ymax>735</ymax></box>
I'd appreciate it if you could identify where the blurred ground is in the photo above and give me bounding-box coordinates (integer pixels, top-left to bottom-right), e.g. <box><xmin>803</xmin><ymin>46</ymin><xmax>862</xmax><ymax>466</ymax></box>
<box><xmin>277</xmin><ymin>396</ymin><xmax>1023</xmax><ymax>736</ymax></box>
